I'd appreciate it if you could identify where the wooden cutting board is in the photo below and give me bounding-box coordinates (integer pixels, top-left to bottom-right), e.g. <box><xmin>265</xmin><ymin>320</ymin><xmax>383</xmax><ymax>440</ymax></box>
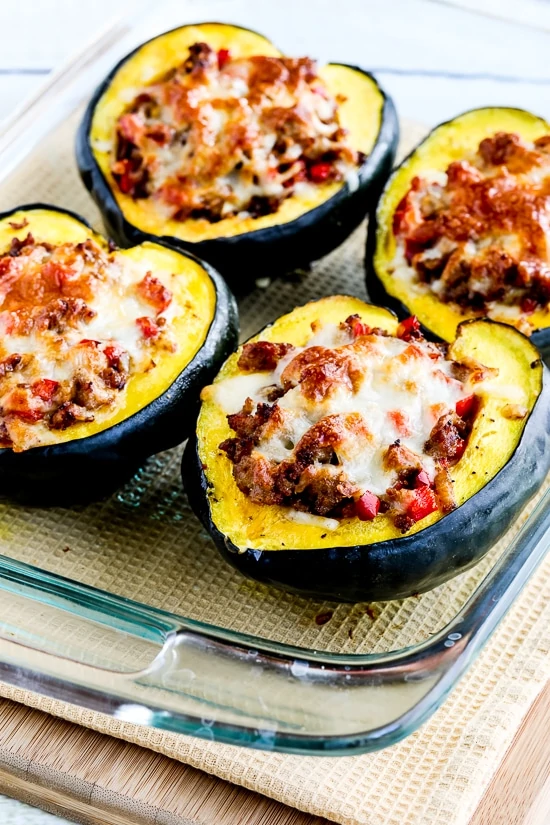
<box><xmin>0</xmin><ymin>686</ymin><xmax>547</xmax><ymax>825</ymax></box>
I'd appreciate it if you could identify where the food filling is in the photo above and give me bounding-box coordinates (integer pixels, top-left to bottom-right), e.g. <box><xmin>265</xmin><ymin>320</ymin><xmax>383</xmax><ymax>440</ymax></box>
<box><xmin>0</xmin><ymin>230</ymin><xmax>178</xmax><ymax>451</ymax></box>
<box><xmin>211</xmin><ymin>315</ymin><xmax>497</xmax><ymax>533</ymax></box>
<box><xmin>391</xmin><ymin>131</ymin><xmax>550</xmax><ymax>331</ymax></box>
<box><xmin>111</xmin><ymin>42</ymin><xmax>362</xmax><ymax>222</ymax></box>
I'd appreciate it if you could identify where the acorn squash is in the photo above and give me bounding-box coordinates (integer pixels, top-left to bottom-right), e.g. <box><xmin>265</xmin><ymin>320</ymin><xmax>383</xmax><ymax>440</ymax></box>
<box><xmin>77</xmin><ymin>22</ymin><xmax>399</xmax><ymax>285</ymax></box>
<box><xmin>183</xmin><ymin>295</ymin><xmax>550</xmax><ymax>602</ymax></box>
<box><xmin>366</xmin><ymin>107</ymin><xmax>550</xmax><ymax>358</ymax></box>
<box><xmin>0</xmin><ymin>204</ymin><xmax>238</xmax><ymax>503</ymax></box>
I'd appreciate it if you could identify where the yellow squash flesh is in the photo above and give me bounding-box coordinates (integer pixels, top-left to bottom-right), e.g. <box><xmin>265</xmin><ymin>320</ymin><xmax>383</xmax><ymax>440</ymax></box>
<box><xmin>197</xmin><ymin>295</ymin><xmax>541</xmax><ymax>551</ymax></box>
<box><xmin>0</xmin><ymin>209</ymin><xmax>216</xmax><ymax>446</ymax></box>
<box><xmin>373</xmin><ymin>107</ymin><xmax>550</xmax><ymax>340</ymax></box>
<box><xmin>90</xmin><ymin>22</ymin><xmax>385</xmax><ymax>242</ymax></box>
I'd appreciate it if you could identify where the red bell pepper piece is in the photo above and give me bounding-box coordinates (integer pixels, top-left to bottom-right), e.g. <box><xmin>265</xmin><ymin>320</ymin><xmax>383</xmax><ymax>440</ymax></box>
<box><xmin>15</xmin><ymin>409</ymin><xmax>44</xmax><ymax>422</ymax></box>
<box><xmin>456</xmin><ymin>394</ymin><xmax>475</xmax><ymax>418</ymax></box>
<box><xmin>104</xmin><ymin>344</ymin><xmax>126</xmax><ymax>368</ymax></box>
<box><xmin>309</xmin><ymin>162</ymin><xmax>332</xmax><ymax>183</ymax></box>
<box><xmin>136</xmin><ymin>316</ymin><xmax>160</xmax><ymax>339</ymax></box>
<box><xmin>137</xmin><ymin>272</ymin><xmax>172</xmax><ymax>315</ymax></box>
<box><xmin>114</xmin><ymin>159</ymin><xmax>134</xmax><ymax>194</ymax></box>
<box><xmin>396</xmin><ymin>315</ymin><xmax>421</xmax><ymax>341</ymax></box>
<box><xmin>392</xmin><ymin>193</ymin><xmax>411</xmax><ymax>236</ymax></box>
<box><xmin>31</xmin><ymin>379</ymin><xmax>59</xmax><ymax>403</ymax></box>
<box><xmin>408</xmin><ymin>486</ymin><xmax>437</xmax><ymax>522</ymax></box>
<box><xmin>351</xmin><ymin>318</ymin><xmax>371</xmax><ymax>337</ymax></box>
<box><xmin>356</xmin><ymin>490</ymin><xmax>380</xmax><ymax>521</ymax></box>
<box><xmin>217</xmin><ymin>49</ymin><xmax>231</xmax><ymax>69</ymax></box>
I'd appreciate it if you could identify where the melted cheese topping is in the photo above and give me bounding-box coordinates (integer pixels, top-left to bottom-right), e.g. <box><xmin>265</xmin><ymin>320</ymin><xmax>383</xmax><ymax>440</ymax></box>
<box><xmin>212</xmin><ymin>322</ymin><xmax>468</xmax><ymax>498</ymax></box>
<box><xmin>111</xmin><ymin>42</ymin><xmax>359</xmax><ymax>222</ymax></box>
<box><xmin>391</xmin><ymin>132</ymin><xmax>550</xmax><ymax>332</ymax></box>
<box><xmin>0</xmin><ymin>234</ymin><xmax>179</xmax><ymax>451</ymax></box>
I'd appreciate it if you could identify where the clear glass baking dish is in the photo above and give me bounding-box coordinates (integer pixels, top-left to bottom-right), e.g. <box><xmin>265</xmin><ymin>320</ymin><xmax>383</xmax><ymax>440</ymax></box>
<box><xmin>0</xmin><ymin>0</ymin><xmax>548</xmax><ymax>757</ymax></box>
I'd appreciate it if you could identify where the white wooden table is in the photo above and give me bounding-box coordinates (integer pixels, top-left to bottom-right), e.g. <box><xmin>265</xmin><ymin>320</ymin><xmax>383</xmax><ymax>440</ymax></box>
<box><xmin>0</xmin><ymin>0</ymin><xmax>549</xmax><ymax>822</ymax></box>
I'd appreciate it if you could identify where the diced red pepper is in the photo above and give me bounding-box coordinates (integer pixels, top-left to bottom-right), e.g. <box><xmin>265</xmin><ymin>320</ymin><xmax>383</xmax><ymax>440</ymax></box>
<box><xmin>217</xmin><ymin>48</ymin><xmax>231</xmax><ymax>69</ymax></box>
<box><xmin>521</xmin><ymin>297</ymin><xmax>538</xmax><ymax>315</ymax></box>
<box><xmin>137</xmin><ymin>272</ymin><xmax>172</xmax><ymax>314</ymax></box>
<box><xmin>351</xmin><ymin>318</ymin><xmax>371</xmax><ymax>337</ymax></box>
<box><xmin>392</xmin><ymin>192</ymin><xmax>412</xmax><ymax>236</ymax></box>
<box><xmin>396</xmin><ymin>315</ymin><xmax>421</xmax><ymax>341</ymax></box>
<box><xmin>104</xmin><ymin>344</ymin><xmax>125</xmax><ymax>368</ymax></box>
<box><xmin>14</xmin><ymin>408</ymin><xmax>44</xmax><ymax>422</ymax></box>
<box><xmin>407</xmin><ymin>486</ymin><xmax>438</xmax><ymax>522</ymax></box>
<box><xmin>79</xmin><ymin>339</ymin><xmax>100</xmax><ymax>347</ymax></box>
<box><xmin>113</xmin><ymin>159</ymin><xmax>134</xmax><ymax>194</ymax></box>
<box><xmin>392</xmin><ymin>178</ymin><xmax>422</xmax><ymax>236</ymax></box>
<box><xmin>415</xmin><ymin>470</ymin><xmax>431</xmax><ymax>488</ymax></box>
<box><xmin>308</xmin><ymin>162</ymin><xmax>333</xmax><ymax>184</ymax></box>
<box><xmin>356</xmin><ymin>490</ymin><xmax>380</xmax><ymax>521</ymax></box>
<box><xmin>456</xmin><ymin>394</ymin><xmax>475</xmax><ymax>419</ymax></box>
<box><xmin>120</xmin><ymin>174</ymin><xmax>135</xmax><ymax>194</ymax></box>
<box><xmin>136</xmin><ymin>316</ymin><xmax>160</xmax><ymax>339</ymax></box>
<box><xmin>31</xmin><ymin>379</ymin><xmax>59</xmax><ymax>403</ymax></box>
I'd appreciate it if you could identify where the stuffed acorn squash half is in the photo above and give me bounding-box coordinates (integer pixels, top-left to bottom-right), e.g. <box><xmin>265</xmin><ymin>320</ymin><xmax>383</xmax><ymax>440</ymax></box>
<box><xmin>0</xmin><ymin>205</ymin><xmax>237</xmax><ymax>503</ymax></box>
<box><xmin>77</xmin><ymin>22</ymin><xmax>398</xmax><ymax>285</ymax></box>
<box><xmin>183</xmin><ymin>295</ymin><xmax>550</xmax><ymax>602</ymax></box>
<box><xmin>367</xmin><ymin>107</ymin><xmax>550</xmax><ymax>358</ymax></box>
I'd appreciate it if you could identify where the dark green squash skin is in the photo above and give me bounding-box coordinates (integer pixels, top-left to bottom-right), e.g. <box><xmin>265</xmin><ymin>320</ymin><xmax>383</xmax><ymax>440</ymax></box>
<box><xmin>365</xmin><ymin>107</ymin><xmax>550</xmax><ymax>361</ymax></box>
<box><xmin>75</xmin><ymin>23</ymin><xmax>399</xmax><ymax>288</ymax></box>
<box><xmin>0</xmin><ymin>204</ymin><xmax>239</xmax><ymax>505</ymax></box>
<box><xmin>182</xmin><ymin>323</ymin><xmax>550</xmax><ymax>603</ymax></box>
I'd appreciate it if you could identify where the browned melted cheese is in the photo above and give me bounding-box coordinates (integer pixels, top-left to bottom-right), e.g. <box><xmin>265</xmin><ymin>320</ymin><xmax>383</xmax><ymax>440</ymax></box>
<box><xmin>111</xmin><ymin>42</ymin><xmax>360</xmax><ymax>222</ymax></box>
<box><xmin>0</xmin><ymin>233</ymin><xmax>177</xmax><ymax>451</ymax></box>
<box><xmin>211</xmin><ymin>315</ymin><xmax>491</xmax><ymax>532</ymax></box>
<box><xmin>392</xmin><ymin>132</ymin><xmax>550</xmax><ymax>319</ymax></box>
